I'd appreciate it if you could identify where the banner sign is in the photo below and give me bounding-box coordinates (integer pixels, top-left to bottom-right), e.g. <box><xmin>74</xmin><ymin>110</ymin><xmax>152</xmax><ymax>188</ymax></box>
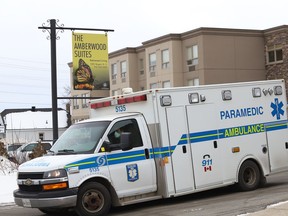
<box><xmin>72</xmin><ymin>33</ymin><xmax>109</xmax><ymax>90</ymax></box>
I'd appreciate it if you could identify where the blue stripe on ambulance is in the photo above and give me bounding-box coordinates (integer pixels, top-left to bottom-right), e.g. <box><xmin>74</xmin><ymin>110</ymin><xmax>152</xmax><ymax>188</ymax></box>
<box><xmin>64</xmin><ymin>120</ymin><xmax>287</xmax><ymax>170</ymax></box>
<box><xmin>178</xmin><ymin>120</ymin><xmax>288</xmax><ymax>145</ymax></box>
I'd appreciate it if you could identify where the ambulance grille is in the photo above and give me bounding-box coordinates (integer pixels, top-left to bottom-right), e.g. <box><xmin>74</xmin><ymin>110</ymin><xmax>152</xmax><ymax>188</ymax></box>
<box><xmin>18</xmin><ymin>172</ymin><xmax>44</xmax><ymax>192</ymax></box>
<box><xmin>18</xmin><ymin>172</ymin><xmax>44</xmax><ymax>179</ymax></box>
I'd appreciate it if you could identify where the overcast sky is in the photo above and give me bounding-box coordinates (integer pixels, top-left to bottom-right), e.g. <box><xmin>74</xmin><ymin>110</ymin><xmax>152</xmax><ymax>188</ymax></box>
<box><xmin>0</xmin><ymin>0</ymin><xmax>287</xmax><ymax>112</ymax></box>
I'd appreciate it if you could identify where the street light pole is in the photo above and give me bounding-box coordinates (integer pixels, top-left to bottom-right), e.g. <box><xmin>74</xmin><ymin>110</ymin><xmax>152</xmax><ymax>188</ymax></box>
<box><xmin>49</xmin><ymin>19</ymin><xmax>59</xmax><ymax>141</ymax></box>
<box><xmin>38</xmin><ymin>19</ymin><xmax>114</xmax><ymax>141</ymax></box>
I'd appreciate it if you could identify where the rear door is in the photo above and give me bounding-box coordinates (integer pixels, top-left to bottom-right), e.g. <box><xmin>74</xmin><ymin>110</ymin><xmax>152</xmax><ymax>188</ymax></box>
<box><xmin>266</xmin><ymin>122</ymin><xmax>288</xmax><ymax>172</ymax></box>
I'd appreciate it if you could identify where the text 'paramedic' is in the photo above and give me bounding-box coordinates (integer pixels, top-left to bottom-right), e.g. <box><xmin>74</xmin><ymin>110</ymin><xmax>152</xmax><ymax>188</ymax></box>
<box><xmin>220</xmin><ymin>106</ymin><xmax>264</xmax><ymax>120</ymax></box>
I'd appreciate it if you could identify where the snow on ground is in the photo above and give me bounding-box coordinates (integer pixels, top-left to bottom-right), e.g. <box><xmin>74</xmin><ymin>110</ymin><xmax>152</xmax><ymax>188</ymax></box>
<box><xmin>0</xmin><ymin>156</ymin><xmax>18</xmax><ymax>205</ymax></box>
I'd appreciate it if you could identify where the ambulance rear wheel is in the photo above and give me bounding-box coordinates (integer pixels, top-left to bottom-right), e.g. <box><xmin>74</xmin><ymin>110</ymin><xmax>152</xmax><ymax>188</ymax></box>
<box><xmin>238</xmin><ymin>160</ymin><xmax>260</xmax><ymax>191</ymax></box>
<box><xmin>76</xmin><ymin>182</ymin><xmax>111</xmax><ymax>216</ymax></box>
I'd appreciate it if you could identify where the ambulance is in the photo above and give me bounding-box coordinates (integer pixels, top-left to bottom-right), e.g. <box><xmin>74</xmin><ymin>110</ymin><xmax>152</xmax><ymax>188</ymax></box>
<box><xmin>14</xmin><ymin>79</ymin><xmax>288</xmax><ymax>216</ymax></box>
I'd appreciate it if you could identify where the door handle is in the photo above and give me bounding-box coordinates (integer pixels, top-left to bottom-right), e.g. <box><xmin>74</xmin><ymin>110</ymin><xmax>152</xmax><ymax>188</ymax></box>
<box><xmin>214</xmin><ymin>141</ymin><xmax>218</xmax><ymax>148</ymax></box>
<box><xmin>144</xmin><ymin>148</ymin><xmax>150</xmax><ymax>159</ymax></box>
<box><xmin>182</xmin><ymin>145</ymin><xmax>187</xmax><ymax>153</ymax></box>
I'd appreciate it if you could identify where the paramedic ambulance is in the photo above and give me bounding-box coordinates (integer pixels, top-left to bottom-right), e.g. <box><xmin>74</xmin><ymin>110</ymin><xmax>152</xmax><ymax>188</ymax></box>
<box><xmin>14</xmin><ymin>79</ymin><xmax>288</xmax><ymax>216</ymax></box>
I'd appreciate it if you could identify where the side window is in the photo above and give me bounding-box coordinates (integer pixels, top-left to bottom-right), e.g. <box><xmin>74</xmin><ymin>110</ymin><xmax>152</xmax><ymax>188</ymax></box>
<box><xmin>107</xmin><ymin>119</ymin><xmax>143</xmax><ymax>148</ymax></box>
<box><xmin>23</xmin><ymin>144</ymin><xmax>36</xmax><ymax>151</ymax></box>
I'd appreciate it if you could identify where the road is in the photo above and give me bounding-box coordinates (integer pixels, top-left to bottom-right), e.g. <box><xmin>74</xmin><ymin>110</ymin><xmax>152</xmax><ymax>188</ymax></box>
<box><xmin>1</xmin><ymin>171</ymin><xmax>288</xmax><ymax>216</ymax></box>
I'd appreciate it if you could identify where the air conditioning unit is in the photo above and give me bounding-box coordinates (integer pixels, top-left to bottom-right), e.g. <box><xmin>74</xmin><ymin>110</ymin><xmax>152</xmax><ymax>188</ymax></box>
<box><xmin>122</xmin><ymin>88</ymin><xmax>133</xmax><ymax>94</ymax></box>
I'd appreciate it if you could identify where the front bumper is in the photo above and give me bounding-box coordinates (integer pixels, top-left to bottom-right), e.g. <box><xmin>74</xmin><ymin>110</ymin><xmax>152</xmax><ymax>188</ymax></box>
<box><xmin>13</xmin><ymin>188</ymin><xmax>78</xmax><ymax>208</ymax></box>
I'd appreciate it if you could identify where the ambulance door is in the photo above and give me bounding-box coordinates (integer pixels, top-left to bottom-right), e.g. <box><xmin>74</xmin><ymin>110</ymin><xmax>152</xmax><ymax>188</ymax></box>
<box><xmin>186</xmin><ymin>104</ymin><xmax>223</xmax><ymax>189</ymax></box>
<box><xmin>266</xmin><ymin>124</ymin><xmax>288</xmax><ymax>172</ymax></box>
<box><xmin>166</xmin><ymin>106</ymin><xmax>195</xmax><ymax>193</ymax></box>
<box><xmin>103</xmin><ymin>117</ymin><xmax>157</xmax><ymax>198</ymax></box>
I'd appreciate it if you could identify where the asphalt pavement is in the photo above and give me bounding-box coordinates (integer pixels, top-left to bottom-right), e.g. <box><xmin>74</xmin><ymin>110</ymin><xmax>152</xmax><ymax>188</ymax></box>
<box><xmin>247</xmin><ymin>201</ymin><xmax>288</xmax><ymax>216</ymax></box>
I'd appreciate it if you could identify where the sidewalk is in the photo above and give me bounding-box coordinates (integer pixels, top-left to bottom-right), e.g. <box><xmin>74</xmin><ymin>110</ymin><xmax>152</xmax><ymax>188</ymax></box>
<box><xmin>248</xmin><ymin>201</ymin><xmax>288</xmax><ymax>216</ymax></box>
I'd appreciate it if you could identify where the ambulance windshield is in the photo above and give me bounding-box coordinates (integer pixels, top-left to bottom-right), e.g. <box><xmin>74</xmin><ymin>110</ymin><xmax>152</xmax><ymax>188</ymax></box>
<box><xmin>51</xmin><ymin>121</ymin><xmax>110</xmax><ymax>154</ymax></box>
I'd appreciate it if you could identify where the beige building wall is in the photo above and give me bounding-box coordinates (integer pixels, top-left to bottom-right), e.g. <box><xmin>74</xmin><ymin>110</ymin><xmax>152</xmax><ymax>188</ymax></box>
<box><xmin>109</xmin><ymin>27</ymin><xmax>267</xmax><ymax>93</ymax></box>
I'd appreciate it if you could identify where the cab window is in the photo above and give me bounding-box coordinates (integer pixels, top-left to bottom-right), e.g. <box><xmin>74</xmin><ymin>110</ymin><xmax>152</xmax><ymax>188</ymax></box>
<box><xmin>107</xmin><ymin>119</ymin><xmax>143</xmax><ymax>148</ymax></box>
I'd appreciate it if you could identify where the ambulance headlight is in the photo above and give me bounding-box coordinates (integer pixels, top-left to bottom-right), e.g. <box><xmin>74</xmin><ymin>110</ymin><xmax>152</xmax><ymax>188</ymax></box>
<box><xmin>252</xmin><ymin>87</ymin><xmax>261</xmax><ymax>97</ymax></box>
<box><xmin>274</xmin><ymin>86</ymin><xmax>283</xmax><ymax>95</ymax></box>
<box><xmin>43</xmin><ymin>169</ymin><xmax>67</xmax><ymax>179</ymax></box>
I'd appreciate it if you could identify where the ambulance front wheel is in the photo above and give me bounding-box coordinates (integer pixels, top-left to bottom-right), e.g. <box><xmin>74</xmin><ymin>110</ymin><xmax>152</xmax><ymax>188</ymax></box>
<box><xmin>238</xmin><ymin>160</ymin><xmax>260</xmax><ymax>191</ymax></box>
<box><xmin>76</xmin><ymin>182</ymin><xmax>111</xmax><ymax>216</ymax></box>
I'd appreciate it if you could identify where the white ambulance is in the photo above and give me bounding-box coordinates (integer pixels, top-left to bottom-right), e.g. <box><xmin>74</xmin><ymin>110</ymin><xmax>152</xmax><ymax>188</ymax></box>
<box><xmin>14</xmin><ymin>79</ymin><xmax>288</xmax><ymax>216</ymax></box>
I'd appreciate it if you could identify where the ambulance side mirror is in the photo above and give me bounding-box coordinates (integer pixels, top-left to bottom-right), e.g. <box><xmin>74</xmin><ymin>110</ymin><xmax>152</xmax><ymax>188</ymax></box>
<box><xmin>120</xmin><ymin>132</ymin><xmax>133</xmax><ymax>151</ymax></box>
<box><xmin>101</xmin><ymin>141</ymin><xmax>112</xmax><ymax>152</ymax></box>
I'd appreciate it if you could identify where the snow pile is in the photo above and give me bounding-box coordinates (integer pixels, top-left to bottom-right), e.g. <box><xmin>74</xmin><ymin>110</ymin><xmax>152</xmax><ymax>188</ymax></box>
<box><xmin>0</xmin><ymin>156</ymin><xmax>18</xmax><ymax>205</ymax></box>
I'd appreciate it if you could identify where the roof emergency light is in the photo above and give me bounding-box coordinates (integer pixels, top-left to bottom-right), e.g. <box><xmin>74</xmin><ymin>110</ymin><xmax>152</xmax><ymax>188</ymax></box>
<box><xmin>160</xmin><ymin>95</ymin><xmax>172</xmax><ymax>106</ymax></box>
<box><xmin>268</xmin><ymin>88</ymin><xmax>274</xmax><ymax>95</ymax></box>
<box><xmin>262</xmin><ymin>89</ymin><xmax>268</xmax><ymax>96</ymax></box>
<box><xmin>188</xmin><ymin>93</ymin><xmax>199</xmax><ymax>104</ymax></box>
<box><xmin>274</xmin><ymin>86</ymin><xmax>283</xmax><ymax>95</ymax></box>
<box><xmin>222</xmin><ymin>90</ymin><xmax>232</xmax><ymax>101</ymax></box>
<box><xmin>90</xmin><ymin>94</ymin><xmax>147</xmax><ymax>109</ymax></box>
<box><xmin>252</xmin><ymin>87</ymin><xmax>261</xmax><ymax>97</ymax></box>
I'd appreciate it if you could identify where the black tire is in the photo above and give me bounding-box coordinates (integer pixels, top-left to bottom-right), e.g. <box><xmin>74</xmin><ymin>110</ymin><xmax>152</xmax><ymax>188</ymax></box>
<box><xmin>76</xmin><ymin>182</ymin><xmax>111</xmax><ymax>216</ymax></box>
<box><xmin>238</xmin><ymin>160</ymin><xmax>260</xmax><ymax>191</ymax></box>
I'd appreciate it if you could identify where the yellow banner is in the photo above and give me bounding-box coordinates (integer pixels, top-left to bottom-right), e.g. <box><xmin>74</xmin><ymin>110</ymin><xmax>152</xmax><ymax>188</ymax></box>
<box><xmin>72</xmin><ymin>33</ymin><xmax>109</xmax><ymax>90</ymax></box>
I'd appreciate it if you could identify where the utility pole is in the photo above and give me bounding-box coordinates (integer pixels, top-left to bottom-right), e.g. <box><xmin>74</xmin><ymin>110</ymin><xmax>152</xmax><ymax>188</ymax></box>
<box><xmin>38</xmin><ymin>19</ymin><xmax>114</xmax><ymax>141</ymax></box>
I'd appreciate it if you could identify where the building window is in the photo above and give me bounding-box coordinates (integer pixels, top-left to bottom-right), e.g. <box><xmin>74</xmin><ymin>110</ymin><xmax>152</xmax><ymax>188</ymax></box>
<box><xmin>162</xmin><ymin>80</ymin><xmax>171</xmax><ymax>88</ymax></box>
<box><xmin>149</xmin><ymin>53</ymin><xmax>156</xmax><ymax>72</ymax></box>
<box><xmin>112</xmin><ymin>90</ymin><xmax>118</xmax><ymax>96</ymax></box>
<box><xmin>39</xmin><ymin>133</ymin><xmax>44</xmax><ymax>141</ymax></box>
<box><xmin>82</xmin><ymin>93</ymin><xmax>89</xmax><ymax>108</ymax></box>
<box><xmin>188</xmin><ymin>78</ymin><xmax>200</xmax><ymax>86</ymax></box>
<box><xmin>121</xmin><ymin>61</ymin><xmax>127</xmax><ymax>78</ymax></box>
<box><xmin>139</xmin><ymin>59</ymin><xmax>144</xmax><ymax>75</ymax></box>
<box><xmin>73</xmin><ymin>96</ymin><xmax>79</xmax><ymax>109</ymax></box>
<box><xmin>162</xmin><ymin>49</ymin><xmax>169</xmax><ymax>69</ymax></box>
<box><xmin>150</xmin><ymin>83</ymin><xmax>157</xmax><ymax>89</ymax></box>
<box><xmin>267</xmin><ymin>45</ymin><xmax>283</xmax><ymax>64</ymax></box>
<box><xmin>187</xmin><ymin>45</ymin><xmax>199</xmax><ymax>65</ymax></box>
<box><xmin>111</xmin><ymin>63</ymin><xmax>117</xmax><ymax>80</ymax></box>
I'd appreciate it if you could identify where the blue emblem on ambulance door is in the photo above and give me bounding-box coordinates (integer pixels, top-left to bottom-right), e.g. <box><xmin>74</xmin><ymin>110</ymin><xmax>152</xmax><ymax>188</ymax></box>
<box><xmin>270</xmin><ymin>98</ymin><xmax>284</xmax><ymax>120</ymax></box>
<box><xmin>126</xmin><ymin>164</ymin><xmax>139</xmax><ymax>182</ymax></box>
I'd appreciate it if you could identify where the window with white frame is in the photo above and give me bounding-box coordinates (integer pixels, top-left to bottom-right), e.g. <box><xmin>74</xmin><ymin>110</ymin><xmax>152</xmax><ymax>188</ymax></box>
<box><xmin>81</xmin><ymin>93</ymin><xmax>89</xmax><ymax>108</ymax></box>
<box><xmin>150</xmin><ymin>83</ymin><xmax>157</xmax><ymax>89</ymax></box>
<box><xmin>267</xmin><ymin>45</ymin><xmax>283</xmax><ymax>64</ymax></box>
<box><xmin>188</xmin><ymin>78</ymin><xmax>200</xmax><ymax>86</ymax></box>
<box><xmin>39</xmin><ymin>133</ymin><xmax>44</xmax><ymax>141</ymax></box>
<box><xmin>139</xmin><ymin>58</ymin><xmax>144</xmax><ymax>75</ymax></box>
<box><xmin>149</xmin><ymin>53</ymin><xmax>156</xmax><ymax>72</ymax></box>
<box><xmin>187</xmin><ymin>45</ymin><xmax>199</xmax><ymax>65</ymax></box>
<box><xmin>162</xmin><ymin>49</ymin><xmax>169</xmax><ymax>69</ymax></box>
<box><xmin>112</xmin><ymin>90</ymin><xmax>118</xmax><ymax>96</ymax></box>
<box><xmin>73</xmin><ymin>96</ymin><xmax>79</xmax><ymax>109</ymax></box>
<box><xmin>120</xmin><ymin>61</ymin><xmax>127</xmax><ymax>78</ymax></box>
<box><xmin>111</xmin><ymin>63</ymin><xmax>117</xmax><ymax>80</ymax></box>
<box><xmin>162</xmin><ymin>80</ymin><xmax>171</xmax><ymax>88</ymax></box>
